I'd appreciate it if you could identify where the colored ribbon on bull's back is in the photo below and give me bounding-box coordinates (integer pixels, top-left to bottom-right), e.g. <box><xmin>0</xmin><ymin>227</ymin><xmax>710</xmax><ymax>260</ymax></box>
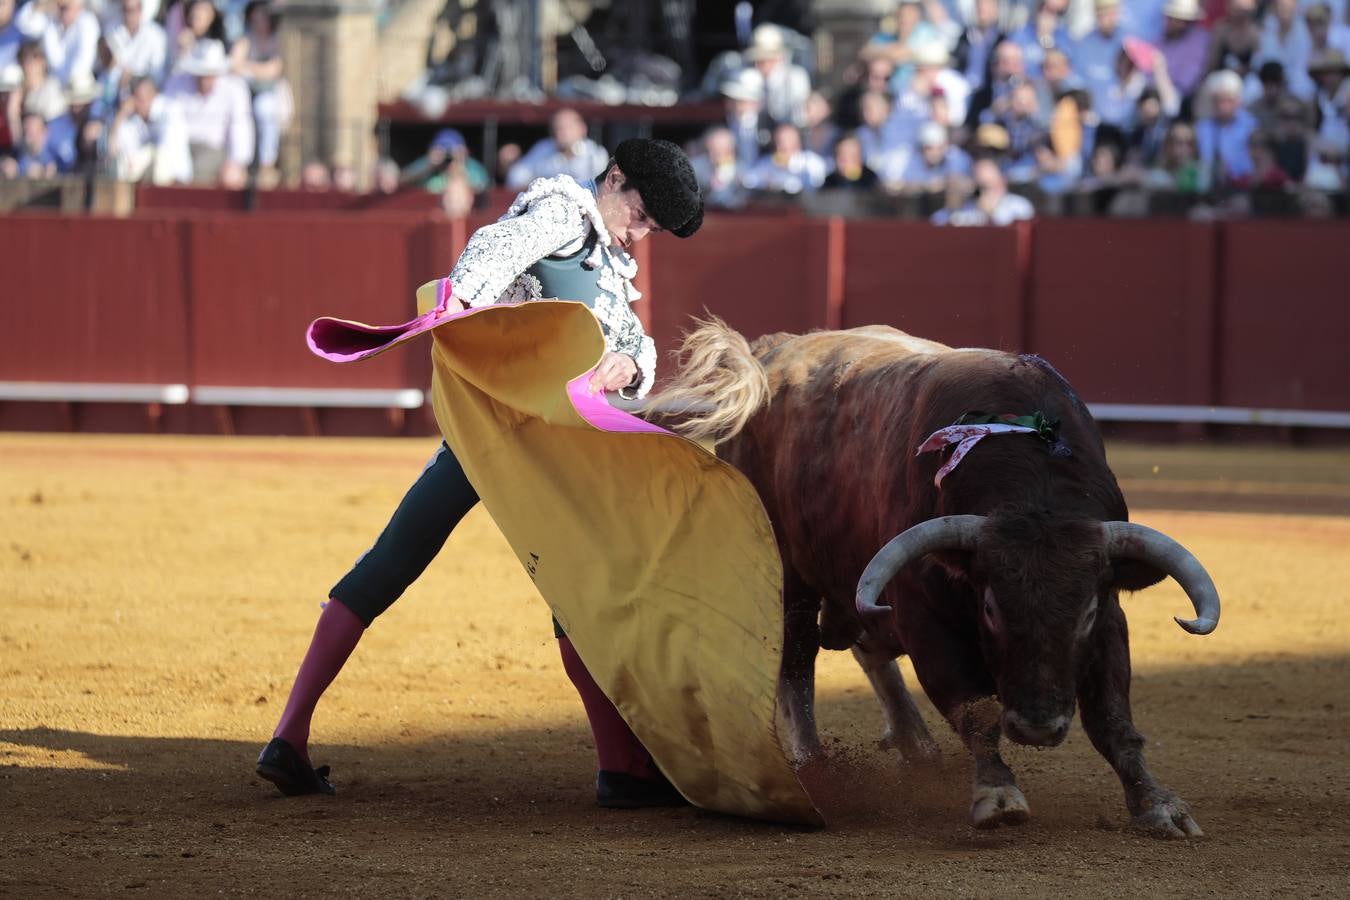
<box><xmin>306</xmin><ymin>281</ymin><xmax>822</xmax><ymax>826</ymax></box>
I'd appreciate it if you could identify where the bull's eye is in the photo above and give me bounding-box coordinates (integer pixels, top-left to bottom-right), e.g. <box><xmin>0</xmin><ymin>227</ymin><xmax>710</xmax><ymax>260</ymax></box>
<box><xmin>1079</xmin><ymin>598</ymin><xmax>1099</xmax><ymax>636</ymax></box>
<box><xmin>982</xmin><ymin>588</ymin><xmax>1001</xmax><ymax>634</ymax></box>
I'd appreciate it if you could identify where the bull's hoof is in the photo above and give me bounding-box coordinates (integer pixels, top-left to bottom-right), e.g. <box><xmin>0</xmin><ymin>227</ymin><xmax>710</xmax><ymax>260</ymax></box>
<box><xmin>1132</xmin><ymin>796</ymin><xmax>1204</xmax><ymax>839</ymax></box>
<box><xmin>970</xmin><ymin>783</ymin><xmax>1030</xmax><ymax>829</ymax></box>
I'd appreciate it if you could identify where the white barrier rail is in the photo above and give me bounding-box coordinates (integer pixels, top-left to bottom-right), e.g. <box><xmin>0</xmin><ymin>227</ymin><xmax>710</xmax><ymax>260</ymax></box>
<box><xmin>0</xmin><ymin>381</ymin><xmax>190</xmax><ymax>404</ymax></box>
<box><xmin>2</xmin><ymin>384</ymin><xmax>1347</xmax><ymax>431</ymax></box>
<box><xmin>190</xmin><ymin>386</ymin><xmax>425</xmax><ymax>409</ymax></box>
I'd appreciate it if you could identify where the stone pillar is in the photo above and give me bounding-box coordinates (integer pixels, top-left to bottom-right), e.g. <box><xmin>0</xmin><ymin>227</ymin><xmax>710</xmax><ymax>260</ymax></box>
<box><xmin>278</xmin><ymin>0</ymin><xmax>381</xmax><ymax>187</ymax></box>
<box><xmin>813</xmin><ymin>0</ymin><xmax>890</xmax><ymax>92</ymax></box>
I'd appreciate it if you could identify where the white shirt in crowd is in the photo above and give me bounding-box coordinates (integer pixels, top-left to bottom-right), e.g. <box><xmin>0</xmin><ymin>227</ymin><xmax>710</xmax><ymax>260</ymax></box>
<box><xmin>111</xmin><ymin>93</ymin><xmax>191</xmax><ymax>183</ymax></box>
<box><xmin>106</xmin><ymin>17</ymin><xmax>167</xmax><ymax>82</ymax></box>
<box><xmin>757</xmin><ymin>61</ymin><xmax>812</xmax><ymax>128</ymax></box>
<box><xmin>161</xmin><ymin>71</ymin><xmax>255</xmax><ymax>166</ymax></box>
<box><xmin>16</xmin><ymin>1</ymin><xmax>100</xmax><ymax>86</ymax></box>
<box><xmin>932</xmin><ymin>193</ymin><xmax>1035</xmax><ymax>226</ymax></box>
<box><xmin>743</xmin><ymin>149</ymin><xmax>828</xmax><ymax>194</ymax></box>
<box><xmin>505</xmin><ymin>137</ymin><xmax>609</xmax><ymax>190</ymax></box>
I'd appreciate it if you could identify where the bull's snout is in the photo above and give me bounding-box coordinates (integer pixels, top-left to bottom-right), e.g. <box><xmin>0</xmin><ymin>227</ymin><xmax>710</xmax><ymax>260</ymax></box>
<box><xmin>1002</xmin><ymin>710</ymin><xmax>1070</xmax><ymax>747</ymax></box>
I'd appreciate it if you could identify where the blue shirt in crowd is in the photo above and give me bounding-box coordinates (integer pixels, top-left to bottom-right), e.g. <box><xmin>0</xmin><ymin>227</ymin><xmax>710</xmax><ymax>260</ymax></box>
<box><xmin>1009</xmin><ymin>21</ymin><xmax>1073</xmax><ymax>71</ymax></box>
<box><xmin>1196</xmin><ymin>109</ymin><xmax>1257</xmax><ymax>182</ymax></box>
<box><xmin>0</xmin><ymin>16</ymin><xmax>21</xmax><ymax>69</ymax></box>
<box><xmin>1073</xmin><ymin>29</ymin><xmax>1124</xmax><ymax>109</ymax></box>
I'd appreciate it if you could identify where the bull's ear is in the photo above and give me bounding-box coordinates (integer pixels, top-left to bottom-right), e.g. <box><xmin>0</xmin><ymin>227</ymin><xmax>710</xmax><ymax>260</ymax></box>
<box><xmin>1113</xmin><ymin>559</ymin><xmax>1166</xmax><ymax>592</ymax></box>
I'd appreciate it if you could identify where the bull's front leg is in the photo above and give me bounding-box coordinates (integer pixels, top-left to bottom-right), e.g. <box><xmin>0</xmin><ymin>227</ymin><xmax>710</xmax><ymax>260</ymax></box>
<box><xmin>1079</xmin><ymin>603</ymin><xmax>1203</xmax><ymax>839</ymax></box>
<box><xmin>849</xmin><ymin>643</ymin><xmax>941</xmax><ymax>766</ymax></box>
<box><xmin>901</xmin><ymin>604</ymin><xmax>1029</xmax><ymax>829</ymax></box>
<box><xmin>778</xmin><ymin>587</ymin><xmax>824</xmax><ymax>764</ymax></box>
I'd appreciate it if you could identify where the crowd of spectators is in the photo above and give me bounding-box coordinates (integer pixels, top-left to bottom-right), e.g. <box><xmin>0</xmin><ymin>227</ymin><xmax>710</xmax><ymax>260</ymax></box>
<box><xmin>675</xmin><ymin>0</ymin><xmax>1349</xmax><ymax>223</ymax></box>
<box><xmin>4</xmin><ymin>0</ymin><xmax>1346</xmax><ymax>223</ymax></box>
<box><xmin>394</xmin><ymin>0</ymin><xmax>1348</xmax><ymax>223</ymax></box>
<box><xmin>0</xmin><ymin>0</ymin><xmax>289</xmax><ymax>187</ymax></box>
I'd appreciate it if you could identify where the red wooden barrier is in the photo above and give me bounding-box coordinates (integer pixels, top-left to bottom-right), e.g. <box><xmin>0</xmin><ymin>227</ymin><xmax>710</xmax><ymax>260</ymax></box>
<box><xmin>1028</xmin><ymin>219</ymin><xmax>1217</xmax><ymax>405</ymax></box>
<box><xmin>842</xmin><ymin>220</ymin><xmax>1026</xmax><ymax>350</ymax></box>
<box><xmin>2</xmin><ymin>211</ymin><xmax>1348</xmax><ymax>435</ymax></box>
<box><xmin>645</xmin><ymin>216</ymin><xmax>836</xmax><ymax>368</ymax></box>
<box><xmin>1218</xmin><ymin>221</ymin><xmax>1350</xmax><ymax>411</ymax></box>
<box><xmin>185</xmin><ymin>213</ymin><xmax>432</xmax><ymax>390</ymax></box>
<box><xmin>0</xmin><ymin>214</ymin><xmax>190</xmax><ymax>384</ymax></box>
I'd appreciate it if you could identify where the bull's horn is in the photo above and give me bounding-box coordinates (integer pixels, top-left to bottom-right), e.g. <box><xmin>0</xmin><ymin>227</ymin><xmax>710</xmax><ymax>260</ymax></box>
<box><xmin>856</xmin><ymin>516</ymin><xmax>985</xmax><ymax>624</ymax></box>
<box><xmin>1103</xmin><ymin>522</ymin><xmax>1221</xmax><ymax>635</ymax></box>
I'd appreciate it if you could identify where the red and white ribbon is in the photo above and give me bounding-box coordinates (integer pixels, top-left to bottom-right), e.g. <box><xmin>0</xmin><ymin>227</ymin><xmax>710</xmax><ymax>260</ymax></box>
<box><xmin>917</xmin><ymin>423</ymin><xmax>1039</xmax><ymax>488</ymax></box>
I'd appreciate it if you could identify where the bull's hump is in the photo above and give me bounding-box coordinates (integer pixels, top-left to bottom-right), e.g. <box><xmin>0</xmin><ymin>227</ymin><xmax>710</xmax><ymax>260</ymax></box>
<box><xmin>761</xmin><ymin>327</ymin><xmax>982</xmax><ymax>386</ymax></box>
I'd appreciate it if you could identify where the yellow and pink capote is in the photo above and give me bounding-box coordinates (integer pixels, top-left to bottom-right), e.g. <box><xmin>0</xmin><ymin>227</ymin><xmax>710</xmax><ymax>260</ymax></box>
<box><xmin>306</xmin><ymin>280</ymin><xmax>821</xmax><ymax>825</ymax></box>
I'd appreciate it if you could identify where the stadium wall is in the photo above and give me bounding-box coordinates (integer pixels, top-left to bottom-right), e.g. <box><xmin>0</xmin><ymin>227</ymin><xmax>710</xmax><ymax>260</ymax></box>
<box><xmin>1</xmin><ymin>212</ymin><xmax>1345</xmax><ymax>437</ymax></box>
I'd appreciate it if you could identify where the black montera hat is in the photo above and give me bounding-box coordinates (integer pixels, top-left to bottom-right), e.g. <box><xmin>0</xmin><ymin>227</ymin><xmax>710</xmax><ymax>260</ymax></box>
<box><xmin>612</xmin><ymin>138</ymin><xmax>703</xmax><ymax>238</ymax></box>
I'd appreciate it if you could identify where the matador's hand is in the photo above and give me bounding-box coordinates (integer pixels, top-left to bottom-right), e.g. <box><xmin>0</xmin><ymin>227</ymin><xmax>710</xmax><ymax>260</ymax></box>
<box><xmin>588</xmin><ymin>351</ymin><xmax>639</xmax><ymax>395</ymax></box>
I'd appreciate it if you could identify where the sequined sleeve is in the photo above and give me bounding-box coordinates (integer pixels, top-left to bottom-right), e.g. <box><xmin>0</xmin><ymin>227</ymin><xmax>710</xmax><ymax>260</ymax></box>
<box><xmin>448</xmin><ymin>194</ymin><xmax>587</xmax><ymax>309</ymax></box>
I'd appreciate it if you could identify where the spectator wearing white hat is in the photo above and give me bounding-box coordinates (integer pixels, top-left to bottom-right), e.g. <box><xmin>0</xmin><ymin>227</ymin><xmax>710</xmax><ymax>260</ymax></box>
<box><xmin>743</xmin><ymin>121</ymin><xmax>827</xmax><ymax>194</ymax></box>
<box><xmin>161</xmin><ymin>38</ymin><xmax>252</xmax><ymax>187</ymax></box>
<box><xmin>719</xmin><ymin>67</ymin><xmax>771</xmax><ymax>169</ymax></box>
<box><xmin>1158</xmin><ymin>0</ymin><xmax>1209</xmax><ymax>98</ymax></box>
<box><xmin>1302</xmin><ymin>4</ymin><xmax>1350</xmax><ymax>98</ymax></box>
<box><xmin>1195</xmin><ymin>69</ymin><xmax>1257</xmax><ymax>183</ymax></box>
<box><xmin>108</xmin><ymin>74</ymin><xmax>190</xmax><ymax>182</ymax></box>
<box><xmin>740</xmin><ymin>23</ymin><xmax>811</xmax><ymax>128</ymax></box>
<box><xmin>895</xmin><ymin>41</ymin><xmax>970</xmax><ymax>138</ymax></box>
<box><xmin>505</xmin><ymin>107</ymin><xmax>608</xmax><ymax>190</ymax></box>
<box><xmin>900</xmin><ymin>120</ymin><xmax>972</xmax><ymax>189</ymax></box>
<box><xmin>15</xmin><ymin>0</ymin><xmax>99</xmax><ymax>87</ymax></box>
<box><xmin>105</xmin><ymin>0</ymin><xmax>167</xmax><ymax>89</ymax></box>
<box><xmin>1306</xmin><ymin>48</ymin><xmax>1350</xmax><ymax>149</ymax></box>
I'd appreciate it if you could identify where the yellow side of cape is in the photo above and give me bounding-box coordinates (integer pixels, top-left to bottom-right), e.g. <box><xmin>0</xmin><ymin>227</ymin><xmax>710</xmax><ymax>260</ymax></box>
<box><xmin>419</xmin><ymin>283</ymin><xmax>820</xmax><ymax>825</ymax></box>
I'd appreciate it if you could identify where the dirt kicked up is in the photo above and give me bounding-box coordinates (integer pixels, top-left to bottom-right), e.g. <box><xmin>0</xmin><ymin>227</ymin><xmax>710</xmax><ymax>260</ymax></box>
<box><xmin>2</xmin><ymin>434</ymin><xmax>1348</xmax><ymax>898</ymax></box>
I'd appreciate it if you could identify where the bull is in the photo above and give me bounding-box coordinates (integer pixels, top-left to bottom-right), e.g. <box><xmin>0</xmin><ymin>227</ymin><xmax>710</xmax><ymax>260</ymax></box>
<box><xmin>652</xmin><ymin>322</ymin><xmax>1221</xmax><ymax>838</ymax></box>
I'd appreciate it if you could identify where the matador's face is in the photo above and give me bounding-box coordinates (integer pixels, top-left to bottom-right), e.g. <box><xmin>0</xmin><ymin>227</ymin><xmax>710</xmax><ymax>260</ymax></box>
<box><xmin>596</xmin><ymin>168</ymin><xmax>661</xmax><ymax>251</ymax></box>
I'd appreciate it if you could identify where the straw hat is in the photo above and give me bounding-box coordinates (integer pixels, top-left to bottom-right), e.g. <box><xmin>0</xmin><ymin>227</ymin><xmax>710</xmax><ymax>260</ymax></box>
<box><xmin>912</xmin><ymin>41</ymin><xmax>951</xmax><ymax>68</ymax></box>
<box><xmin>719</xmin><ymin>67</ymin><xmax>764</xmax><ymax>102</ymax></box>
<box><xmin>1307</xmin><ymin>49</ymin><xmax>1350</xmax><ymax>75</ymax></box>
<box><xmin>67</xmin><ymin>71</ymin><xmax>100</xmax><ymax>105</ymax></box>
<box><xmin>1163</xmin><ymin>0</ymin><xmax>1203</xmax><ymax>21</ymax></box>
<box><xmin>179</xmin><ymin>39</ymin><xmax>230</xmax><ymax>77</ymax></box>
<box><xmin>743</xmin><ymin>24</ymin><xmax>786</xmax><ymax>62</ymax></box>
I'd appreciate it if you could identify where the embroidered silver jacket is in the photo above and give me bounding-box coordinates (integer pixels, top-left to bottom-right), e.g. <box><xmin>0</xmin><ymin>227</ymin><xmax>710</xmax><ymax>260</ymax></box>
<box><xmin>447</xmin><ymin>175</ymin><xmax>657</xmax><ymax>400</ymax></box>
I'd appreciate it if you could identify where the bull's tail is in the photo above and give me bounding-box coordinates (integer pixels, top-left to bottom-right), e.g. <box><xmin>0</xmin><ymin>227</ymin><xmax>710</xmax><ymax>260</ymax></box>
<box><xmin>648</xmin><ymin>317</ymin><xmax>770</xmax><ymax>447</ymax></box>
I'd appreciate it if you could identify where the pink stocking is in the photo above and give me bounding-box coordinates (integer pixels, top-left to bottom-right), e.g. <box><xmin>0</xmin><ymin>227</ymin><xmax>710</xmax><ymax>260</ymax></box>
<box><xmin>271</xmin><ymin>599</ymin><xmax>366</xmax><ymax>763</ymax></box>
<box><xmin>558</xmin><ymin>635</ymin><xmax>657</xmax><ymax>779</ymax></box>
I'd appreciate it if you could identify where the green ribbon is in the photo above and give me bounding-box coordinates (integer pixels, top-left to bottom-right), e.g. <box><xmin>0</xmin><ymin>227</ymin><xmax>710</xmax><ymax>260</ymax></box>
<box><xmin>955</xmin><ymin>411</ymin><xmax>1066</xmax><ymax>452</ymax></box>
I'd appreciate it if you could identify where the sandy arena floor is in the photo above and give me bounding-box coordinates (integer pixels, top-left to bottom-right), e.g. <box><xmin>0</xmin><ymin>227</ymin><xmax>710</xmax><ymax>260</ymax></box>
<box><xmin>2</xmin><ymin>434</ymin><xmax>1348</xmax><ymax>897</ymax></box>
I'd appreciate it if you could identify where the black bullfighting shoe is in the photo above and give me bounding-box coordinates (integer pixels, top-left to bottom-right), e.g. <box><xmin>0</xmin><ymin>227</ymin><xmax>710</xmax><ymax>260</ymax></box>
<box><xmin>595</xmin><ymin>770</ymin><xmax>690</xmax><ymax>809</ymax></box>
<box><xmin>255</xmin><ymin>738</ymin><xmax>336</xmax><ymax>797</ymax></box>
